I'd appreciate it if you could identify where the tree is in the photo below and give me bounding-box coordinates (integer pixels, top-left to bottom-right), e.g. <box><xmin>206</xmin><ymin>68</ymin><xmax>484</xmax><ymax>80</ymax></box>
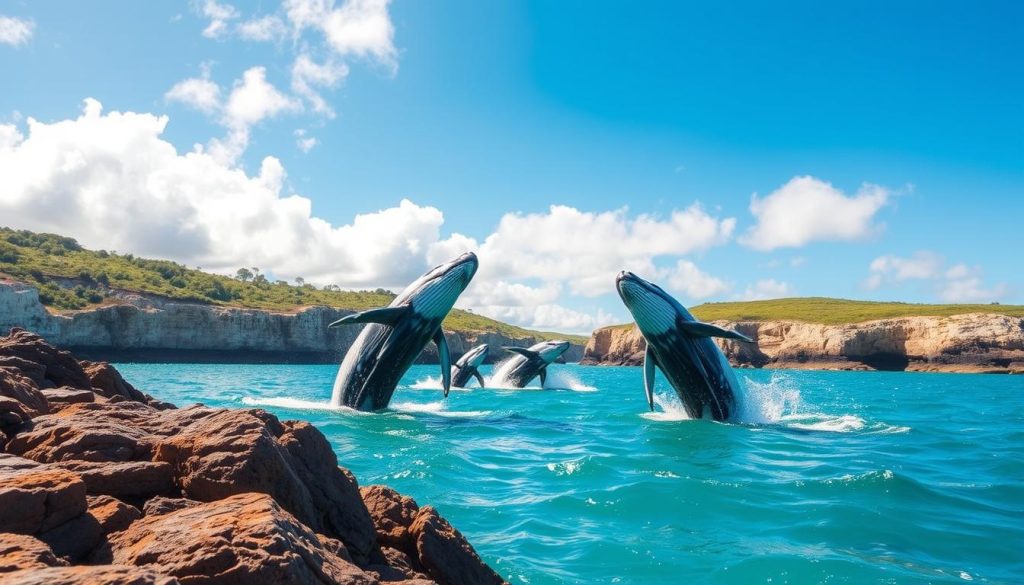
<box><xmin>295</xmin><ymin>277</ymin><xmax>305</xmax><ymax>287</ymax></box>
<box><xmin>253</xmin><ymin>274</ymin><xmax>268</xmax><ymax>286</ymax></box>
<box><xmin>235</xmin><ymin>268</ymin><xmax>254</xmax><ymax>282</ymax></box>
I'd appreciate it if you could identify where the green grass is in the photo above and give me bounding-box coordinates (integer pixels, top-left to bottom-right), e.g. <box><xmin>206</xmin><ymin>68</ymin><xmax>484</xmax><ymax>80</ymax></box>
<box><xmin>0</xmin><ymin>227</ymin><xmax>585</xmax><ymax>344</ymax></box>
<box><xmin>688</xmin><ymin>297</ymin><xmax>1024</xmax><ymax>325</ymax></box>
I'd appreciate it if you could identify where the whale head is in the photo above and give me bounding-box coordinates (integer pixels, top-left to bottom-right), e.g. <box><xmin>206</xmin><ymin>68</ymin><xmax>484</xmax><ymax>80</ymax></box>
<box><xmin>616</xmin><ymin>270</ymin><xmax>693</xmax><ymax>334</ymax></box>
<box><xmin>400</xmin><ymin>252</ymin><xmax>479</xmax><ymax>319</ymax></box>
<box><xmin>462</xmin><ymin>344</ymin><xmax>489</xmax><ymax>368</ymax></box>
<box><xmin>534</xmin><ymin>339</ymin><xmax>571</xmax><ymax>363</ymax></box>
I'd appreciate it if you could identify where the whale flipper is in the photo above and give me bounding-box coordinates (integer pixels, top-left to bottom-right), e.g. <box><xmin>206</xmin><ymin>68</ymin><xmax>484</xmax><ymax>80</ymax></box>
<box><xmin>643</xmin><ymin>346</ymin><xmax>657</xmax><ymax>411</ymax></box>
<box><xmin>434</xmin><ymin>330</ymin><xmax>452</xmax><ymax>397</ymax></box>
<box><xmin>539</xmin><ymin>368</ymin><xmax>547</xmax><ymax>387</ymax></box>
<box><xmin>328</xmin><ymin>306</ymin><xmax>409</xmax><ymax>328</ymax></box>
<box><xmin>676</xmin><ymin>321</ymin><xmax>753</xmax><ymax>343</ymax></box>
<box><xmin>505</xmin><ymin>347</ymin><xmax>539</xmax><ymax>359</ymax></box>
<box><xmin>473</xmin><ymin>371</ymin><xmax>485</xmax><ymax>387</ymax></box>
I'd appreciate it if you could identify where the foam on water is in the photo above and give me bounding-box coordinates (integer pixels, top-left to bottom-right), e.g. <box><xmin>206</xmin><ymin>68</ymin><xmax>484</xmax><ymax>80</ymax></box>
<box><xmin>240</xmin><ymin>396</ymin><xmax>345</xmax><ymax>411</ymax></box>
<box><xmin>390</xmin><ymin>400</ymin><xmax>492</xmax><ymax>418</ymax></box>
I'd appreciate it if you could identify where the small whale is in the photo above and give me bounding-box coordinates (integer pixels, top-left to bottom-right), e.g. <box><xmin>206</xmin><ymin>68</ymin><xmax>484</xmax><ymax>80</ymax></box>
<box><xmin>498</xmin><ymin>340</ymin><xmax>571</xmax><ymax>388</ymax></box>
<box><xmin>615</xmin><ymin>270</ymin><xmax>753</xmax><ymax>421</ymax></box>
<box><xmin>329</xmin><ymin>253</ymin><xmax>478</xmax><ymax>411</ymax></box>
<box><xmin>451</xmin><ymin>344</ymin><xmax>489</xmax><ymax>388</ymax></box>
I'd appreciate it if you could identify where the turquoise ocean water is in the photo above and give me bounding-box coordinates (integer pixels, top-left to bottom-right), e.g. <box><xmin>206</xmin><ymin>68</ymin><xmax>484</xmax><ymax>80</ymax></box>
<box><xmin>114</xmin><ymin>362</ymin><xmax>1023</xmax><ymax>584</ymax></box>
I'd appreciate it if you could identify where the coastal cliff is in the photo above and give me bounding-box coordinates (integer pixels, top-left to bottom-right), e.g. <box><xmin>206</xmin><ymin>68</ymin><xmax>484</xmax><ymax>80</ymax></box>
<box><xmin>0</xmin><ymin>328</ymin><xmax>507</xmax><ymax>584</ymax></box>
<box><xmin>0</xmin><ymin>282</ymin><xmax>584</xmax><ymax>364</ymax></box>
<box><xmin>582</xmin><ymin>315</ymin><xmax>1024</xmax><ymax>373</ymax></box>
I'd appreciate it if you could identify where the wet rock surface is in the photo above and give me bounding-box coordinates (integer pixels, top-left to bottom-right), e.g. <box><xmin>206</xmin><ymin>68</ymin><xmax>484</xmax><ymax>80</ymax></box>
<box><xmin>0</xmin><ymin>328</ymin><xmax>506</xmax><ymax>585</ymax></box>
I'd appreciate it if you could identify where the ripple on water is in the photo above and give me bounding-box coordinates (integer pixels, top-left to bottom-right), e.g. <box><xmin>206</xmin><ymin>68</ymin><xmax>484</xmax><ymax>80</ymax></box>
<box><xmin>114</xmin><ymin>363</ymin><xmax>1024</xmax><ymax>585</ymax></box>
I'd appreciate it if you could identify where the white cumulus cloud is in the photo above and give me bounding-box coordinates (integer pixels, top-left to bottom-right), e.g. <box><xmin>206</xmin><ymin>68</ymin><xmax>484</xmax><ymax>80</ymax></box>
<box><xmin>0</xmin><ymin>15</ymin><xmax>34</xmax><ymax>47</ymax></box>
<box><xmin>667</xmin><ymin>260</ymin><xmax>731</xmax><ymax>299</ymax></box>
<box><xmin>741</xmin><ymin>176</ymin><xmax>890</xmax><ymax>251</ymax></box>
<box><xmin>0</xmin><ymin>100</ymin><xmax>456</xmax><ymax>289</ymax></box>
<box><xmin>198</xmin><ymin>0</ymin><xmax>239</xmax><ymax>39</ymax></box>
<box><xmin>285</xmin><ymin>0</ymin><xmax>396</xmax><ymax>68</ymax></box>
<box><xmin>238</xmin><ymin>15</ymin><xmax>287</xmax><ymax>41</ymax></box>
<box><xmin>864</xmin><ymin>252</ymin><xmax>1007</xmax><ymax>303</ymax></box>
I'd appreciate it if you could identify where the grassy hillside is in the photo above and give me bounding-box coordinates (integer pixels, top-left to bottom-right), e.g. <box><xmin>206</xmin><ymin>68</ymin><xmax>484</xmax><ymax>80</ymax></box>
<box><xmin>0</xmin><ymin>227</ymin><xmax>586</xmax><ymax>344</ymax></box>
<box><xmin>688</xmin><ymin>297</ymin><xmax>1024</xmax><ymax>325</ymax></box>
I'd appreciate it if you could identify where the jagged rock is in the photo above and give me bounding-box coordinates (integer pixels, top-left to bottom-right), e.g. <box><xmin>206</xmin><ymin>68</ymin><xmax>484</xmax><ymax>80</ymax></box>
<box><xmin>152</xmin><ymin>409</ymin><xmax>378</xmax><ymax>564</ymax></box>
<box><xmin>0</xmin><ymin>328</ymin><xmax>92</xmax><ymax>389</ymax></box>
<box><xmin>53</xmin><ymin>460</ymin><xmax>175</xmax><ymax>497</ymax></box>
<box><xmin>40</xmin><ymin>387</ymin><xmax>96</xmax><ymax>408</ymax></box>
<box><xmin>361</xmin><ymin>485</ymin><xmax>420</xmax><ymax>553</ymax></box>
<box><xmin>81</xmin><ymin>361</ymin><xmax>149</xmax><ymax>403</ymax></box>
<box><xmin>0</xmin><ymin>454</ymin><xmax>87</xmax><ymax>534</ymax></box>
<box><xmin>88</xmin><ymin>495</ymin><xmax>142</xmax><ymax>534</ymax></box>
<box><xmin>0</xmin><ymin>366</ymin><xmax>49</xmax><ymax>416</ymax></box>
<box><xmin>0</xmin><ymin>533</ymin><xmax>67</xmax><ymax>573</ymax></box>
<box><xmin>38</xmin><ymin>505</ymin><xmax>104</xmax><ymax>561</ymax></box>
<box><xmin>107</xmin><ymin>492</ymin><xmax>377</xmax><ymax>585</ymax></box>
<box><xmin>372</xmin><ymin>547</ymin><xmax>432</xmax><ymax>582</ymax></box>
<box><xmin>410</xmin><ymin>506</ymin><xmax>506</xmax><ymax>585</ymax></box>
<box><xmin>142</xmin><ymin>496</ymin><xmax>199</xmax><ymax>517</ymax></box>
<box><xmin>1</xmin><ymin>565</ymin><xmax>180</xmax><ymax>584</ymax></box>
<box><xmin>6</xmin><ymin>402</ymin><xmax>156</xmax><ymax>463</ymax></box>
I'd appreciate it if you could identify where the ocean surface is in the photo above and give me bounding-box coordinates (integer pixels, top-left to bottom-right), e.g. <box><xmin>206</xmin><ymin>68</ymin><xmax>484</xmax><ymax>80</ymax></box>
<box><xmin>114</xmin><ymin>362</ymin><xmax>1024</xmax><ymax>584</ymax></box>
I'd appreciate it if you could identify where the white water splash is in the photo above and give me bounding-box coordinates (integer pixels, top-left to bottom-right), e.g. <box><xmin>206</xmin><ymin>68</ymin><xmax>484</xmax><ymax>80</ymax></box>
<box><xmin>409</xmin><ymin>375</ymin><xmax>471</xmax><ymax>391</ymax></box>
<box><xmin>733</xmin><ymin>373</ymin><xmax>803</xmax><ymax>424</ymax></box>
<box><xmin>641</xmin><ymin>391</ymin><xmax>693</xmax><ymax>421</ymax></box>
<box><xmin>240</xmin><ymin>396</ymin><xmax>367</xmax><ymax>414</ymax></box>
<box><xmin>390</xmin><ymin>400</ymin><xmax>492</xmax><ymax>418</ymax></box>
<box><xmin>546</xmin><ymin>458</ymin><xmax>586</xmax><ymax>476</ymax></box>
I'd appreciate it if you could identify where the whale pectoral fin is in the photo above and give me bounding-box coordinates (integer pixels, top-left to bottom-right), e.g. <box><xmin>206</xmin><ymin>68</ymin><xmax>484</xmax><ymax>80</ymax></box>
<box><xmin>473</xmin><ymin>371</ymin><xmax>485</xmax><ymax>387</ymax></box>
<box><xmin>677</xmin><ymin>321</ymin><xmax>753</xmax><ymax>343</ymax></box>
<box><xmin>328</xmin><ymin>306</ymin><xmax>409</xmax><ymax>328</ymax></box>
<box><xmin>539</xmin><ymin>368</ymin><xmax>547</xmax><ymax>387</ymax></box>
<box><xmin>504</xmin><ymin>347</ymin><xmax>539</xmax><ymax>359</ymax></box>
<box><xmin>643</xmin><ymin>346</ymin><xmax>657</xmax><ymax>411</ymax></box>
<box><xmin>434</xmin><ymin>329</ymin><xmax>452</xmax><ymax>397</ymax></box>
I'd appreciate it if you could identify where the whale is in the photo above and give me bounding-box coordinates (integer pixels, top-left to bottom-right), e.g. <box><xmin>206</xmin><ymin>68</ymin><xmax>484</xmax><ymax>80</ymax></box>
<box><xmin>615</xmin><ymin>270</ymin><xmax>753</xmax><ymax>421</ymax></box>
<box><xmin>451</xmin><ymin>344</ymin><xmax>489</xmax><ymax>388</ymax></box>
<box><xmin>497</xmin><ymin>340</ymin><xmax>571</xmax><ymax>388</ymax></box>
<box><xmin>328</xmin><ymin>252</ymin><xmax>479</xmax><ymax>411</ymax></box>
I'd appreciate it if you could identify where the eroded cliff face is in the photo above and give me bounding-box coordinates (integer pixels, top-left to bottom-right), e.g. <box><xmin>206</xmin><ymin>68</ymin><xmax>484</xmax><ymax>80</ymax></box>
<box><xmin>582</xmin><ymin>315</ymin><xmax>1024</xmax><ymax>373</ymax></box>
<box><xmin>0</xmin><ymin>282</ymin><xmax>583</xmax><ymax>363</ymax></box>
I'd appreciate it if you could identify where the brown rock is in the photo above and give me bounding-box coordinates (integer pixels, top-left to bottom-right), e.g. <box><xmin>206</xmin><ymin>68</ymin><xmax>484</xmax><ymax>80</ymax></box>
<box><xmin>81</xmin><ymin>360</ymin><xmax>149</xmax><ymax>403</ymax></box>
<box><xmin>1</xmin><ymin>565</ymin><xmax>180</xmax><ymax>585</ymax></box>
<box><xmin>410</xmin><ymin>506</ymin><xmax>505</xmax><ymax>585</ymax></box>
<box><xmin>361</xmin><ymin>485</ymin><xmax>420</xmax><ymax>553</ymax></box>
<box><xmin>0</xmin><ymin>454</ymin><xmax>87</xmax><ymax>534</ymax></box>
<box><xmin>0</xmin><ymin>533</ymin><xmax>66</xmax><ymax>573</ymax></box>
<box><xmin>38</xmin><ymin>505</ymin><xmax>104</xmax><ymax>561</ymax></box>
<box><xmin>0</xmin><ymin>366</ymin><xmax>49</xmax><ymax>416</ymax></box>
<box><xmin>41</xmin><ymin>387</ymin><xmax>96</xmax><ymax>407</ymax></box>
<box><xmin>5</xmin><ymin>402</ymin><xmax>157</xmax><ymax>463</ymax></box>
<box><xmin>371</xmin><ymin>547</ymin><xmax>431</xmax><ymax>582</ymax></box>
<box><xmin>142</xmin><ymin>496</ymin><xmax>199</xmax><ymax>517</ymax></box>
<box><xmin>53</xmin><ymin>460</ymin><xmax>175</xmax><ymax>497</ymax></box>
<box><xmin>88</xmin><ymin>494</ymin><xmax>142</xmax><ymax>534</ymax></box>
<box><xmin>0</xmin><ymin>328</ymin><xmax>92</xmax><ymax>389</ymax></box>
<box><xmin>108</xmin><ymin>492</ymin><xmax>377</xmax><ymax>585</ymax></box>
<box><xmin>152</xmin><ymin>409</ymin><xmax>377</xmax><ymax>564</ymax></box>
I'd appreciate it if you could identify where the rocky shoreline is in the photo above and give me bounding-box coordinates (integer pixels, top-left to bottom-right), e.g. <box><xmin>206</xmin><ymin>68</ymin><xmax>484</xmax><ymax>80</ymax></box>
<box><xmin>582</xmin><ymin>314</ymin><xmax>1024</xmax><ymax>373</ymax></box>
<box><xmin>0</xmin><ymin>281</ymin><xmax>584</xmax><ymax>364</ymax></box>
<box><xmin>0</xmin><ymin>327</ymin><xmax>507</xmax><ymax>584</ymax></box>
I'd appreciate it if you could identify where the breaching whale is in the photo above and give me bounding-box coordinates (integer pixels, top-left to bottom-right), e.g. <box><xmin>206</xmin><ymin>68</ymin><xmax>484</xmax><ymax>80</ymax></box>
<box><xmin>615</xmin><ymin>270</ymin><xmax>753</xmax><ymax>421</ymax></box>
<box><xmin>497</xmin><ymin>340</ymin><xmax>571</xmax><ymax>388</ymax></box>
<box><xmin>451</xmin><ymin>344</ymin><xmax>489</xmax><ymax>388</ymax></box>
<box><xmin>328</xmin><ymin>252</ymin><xmax>479</xmax><ymax>411</ymax></box>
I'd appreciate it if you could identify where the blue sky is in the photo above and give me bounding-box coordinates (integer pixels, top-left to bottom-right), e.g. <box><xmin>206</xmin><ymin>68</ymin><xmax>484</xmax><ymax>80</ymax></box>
<box><xmin>0</xmin><ymin>1</ymin><xmax>1021</xmax><ymax>332</ymax></box>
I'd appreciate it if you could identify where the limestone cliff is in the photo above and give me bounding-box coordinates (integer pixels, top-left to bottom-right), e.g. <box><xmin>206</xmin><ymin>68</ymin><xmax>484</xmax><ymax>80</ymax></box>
<box><xmin>582</xmin><ymin>315</ymin><xmax>1024</xmax><ymax>373</ymax></box>
<box><xmin>0</xmin><ymin>282</ymin><xmax>584</xmax><ymax>363</ymax></box>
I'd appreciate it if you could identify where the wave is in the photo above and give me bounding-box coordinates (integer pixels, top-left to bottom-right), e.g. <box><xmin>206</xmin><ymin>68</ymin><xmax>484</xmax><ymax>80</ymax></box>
<box><xmin>240</xmin><ymin>396</ymin><xmax>345</xmax><ymax>411</ymax></box>
<box><xmin>390</xmin><ymin>400</ymin><xmax>492</xmax><ymax>418</ymax></box>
